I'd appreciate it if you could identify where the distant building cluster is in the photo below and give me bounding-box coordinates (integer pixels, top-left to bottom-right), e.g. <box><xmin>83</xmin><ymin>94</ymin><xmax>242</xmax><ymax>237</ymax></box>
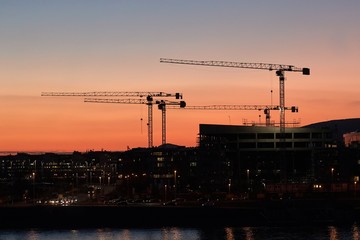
<box><xmin>0</xmin><ymin>123</ymin><xmax>359</xmax><ymax>204</ymax></box>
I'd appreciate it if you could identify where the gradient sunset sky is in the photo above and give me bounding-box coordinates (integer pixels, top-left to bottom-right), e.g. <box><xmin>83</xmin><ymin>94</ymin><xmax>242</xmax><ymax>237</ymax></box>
<box><xmin>1</xmin><ymin>1</ymin><xmax>359</xmax><ymax>153</ymax></box>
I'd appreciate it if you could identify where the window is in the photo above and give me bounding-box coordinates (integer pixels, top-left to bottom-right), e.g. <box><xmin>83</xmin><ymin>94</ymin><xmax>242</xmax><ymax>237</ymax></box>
<box><xmin>257</xmin><ymin>133</ymin><xmax>274</xmax><ymax>139</ymax></box>
<box><xmin>294</xmin><ymin>142</ymin><xmax>308</xmax><ymax>148</ymax></box>
<box><xmin>239</xmin><ymin>142</ymin><xmax>256</xmax><ymax>148</ymax></box>
<box><xmin>238</xmin><ymin>133</ymin><xmax>256</xmax><ymax>140</ymax></box>
<box><xmin>294</xmin><ymin>133</ymin><xmax>310</xmax><ymax>139</ymax></box>
<box><xmin>276</xmin><ymin>133</ymin><xmax>292</xmax><ymax>139</ymax></box>
<box><xmin>258</xmin><ymin>142</ymin><xmax>274</xmax><ymax>148</ymax></box>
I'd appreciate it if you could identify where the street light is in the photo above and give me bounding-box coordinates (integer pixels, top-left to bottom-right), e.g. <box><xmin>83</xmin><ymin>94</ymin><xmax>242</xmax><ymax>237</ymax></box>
<box><xmin>174</xmin><ymin>170</ymin><xmax>177</xmax><ymax>198</ymax></box>
<box><xmin>174</xmin><ymin>170</ymin><xmax>177</xmax><ymax>188</ymax></box>
<box><xmin>355</xmin><ymin>181</ymin><xmax>357</xmax><ymax>198</ymax></box>
<box><xmin>246</xmin><ymin>169</ymin><xmax>250</xmax><ymax>182</ymax></box>
<box><xmin>228</xmin><ymin>178</ymin><xmax>231</xmax><ymax>194</ymax></box>
<box><xmin>331</xmin><ymin>168</ymin><xmax>334</xmax><ymax>192</ymax></box>
<box><xmin>32</xmin><ymin>172</ymin><xmax>35</xmax><ymax>204</ymax></box>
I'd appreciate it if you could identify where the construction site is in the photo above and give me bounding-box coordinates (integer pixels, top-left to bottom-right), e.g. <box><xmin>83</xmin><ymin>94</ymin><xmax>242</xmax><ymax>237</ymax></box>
<box><xmin>1</xmin><ymin>57</ymin><xmax>360</xmax><ymax>206</ymax></box>
<box><xmin>40</xmin><ymin>57</ymin><xmax>310</xmax><ymax>149</ymax></box>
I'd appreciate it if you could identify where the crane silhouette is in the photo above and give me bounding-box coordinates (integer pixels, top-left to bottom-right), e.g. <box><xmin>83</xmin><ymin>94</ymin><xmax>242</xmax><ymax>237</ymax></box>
<box><xmin>160</xmin><ymin>58</ymin><xmax>309</xmax><ymax>137</ymax></box>
<box><xmin>84</xmin><ymin>98</ymin><xmax>186</xmax><ymax>146</ymax></box>
<box><xmin>42</xmin><ymin>91</ymin><xmax>182</xmax><ymax>148</ymax></box>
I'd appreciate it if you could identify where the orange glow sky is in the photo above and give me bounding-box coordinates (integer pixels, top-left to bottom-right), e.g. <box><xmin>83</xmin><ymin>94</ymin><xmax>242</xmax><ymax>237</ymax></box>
<box><xmin>0</xmin><ymin>1</ymin><xmax>359</xmax><ymax>153</ymax></box>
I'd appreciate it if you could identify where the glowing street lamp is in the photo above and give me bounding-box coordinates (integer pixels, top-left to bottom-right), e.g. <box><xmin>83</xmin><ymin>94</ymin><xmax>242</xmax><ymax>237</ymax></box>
<box><xmin>247</xmin><ymin>169</ymin><xmax>250</xmax><ymax>183</ymax></box>
<box><xmin>355</xmin><ymin>181</ymin><xmax>357</xmax><ymax>198</ymax></box>
<box><xmin>174</xmin><ymin>170</ymin><xmax>177</xmax><ymax>198</ymax></box>
<box><xmin>331</xmin><ymin>168</ymin><xmax>334</xmax><ymax>192</ymax></box>
<box><xmin>32</xmin><ymin>172</ymin><xmax>35</xmax><ymax>204</ymax></box>
<box><xmin>228</xmin><ymin>179</ymin><xmax>231</xmax><ymax>194</ymax></box>
<box><xmin>174</xmin><ymin>170</ymin><xmax>177</xmax><ymax>188</ymax></box>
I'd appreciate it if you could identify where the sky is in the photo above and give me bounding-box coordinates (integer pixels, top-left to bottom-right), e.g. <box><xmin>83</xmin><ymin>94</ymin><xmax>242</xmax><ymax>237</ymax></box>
<box><xmin>0</xmin><ymin>1</ymin><xmax>359</xmax><ymax>153</ymax></box>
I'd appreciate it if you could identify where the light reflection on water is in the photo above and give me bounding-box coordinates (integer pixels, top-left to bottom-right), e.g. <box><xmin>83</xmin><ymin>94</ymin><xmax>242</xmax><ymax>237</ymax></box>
<box><xmin>329</xmin><ymin>226</ymin><xmax>338</xmax><ymax>240</ymax></box>
<box><xmin>353</xmin><ymin>224</ymin><xmax>360</xmax><ymax>240</ymax></box>
<box><xmin>0</xmin><ymin>223</ymin><xmax>359</xmax><ymax>240</ymax></box>
<box><xmin>243</xmin><ymin>226</ymin><xmax>254</xmax><ymax>240</ymax></box>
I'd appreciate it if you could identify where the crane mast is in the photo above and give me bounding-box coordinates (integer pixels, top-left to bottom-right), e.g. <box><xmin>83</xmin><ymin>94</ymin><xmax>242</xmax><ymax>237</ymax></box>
<box><xmin>160</xmin><ymin>58</ymin><xmax>309</xmax><ymax>136</ymax></box>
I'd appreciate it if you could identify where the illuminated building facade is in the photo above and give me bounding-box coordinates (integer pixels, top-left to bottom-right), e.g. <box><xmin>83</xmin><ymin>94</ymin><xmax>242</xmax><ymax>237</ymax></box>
<box><xmin>197</xmin><ymin>124</ymin><xmax>339</xmax><ymax>194</ymax></box>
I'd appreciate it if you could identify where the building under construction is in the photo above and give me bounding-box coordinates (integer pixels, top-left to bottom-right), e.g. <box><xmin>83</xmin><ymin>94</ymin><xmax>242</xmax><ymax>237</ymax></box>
<box><xmin>196</xmin><ymin>123</ymin><xmax>342</xmax><ymax>196</ymax></box>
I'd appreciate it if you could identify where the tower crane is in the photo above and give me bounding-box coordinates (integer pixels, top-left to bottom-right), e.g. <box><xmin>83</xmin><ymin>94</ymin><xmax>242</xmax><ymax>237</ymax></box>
<box><xmin>160</xmin><ymin>58</ymin><xmax>310</xmax><ymax>136</ymax></box>
<box><xmin>41</xmin><ymin>91</ymin><xmax>182</xmax><ymax>148</ymax></box>
<box><xmin>166</xmin><ymin>104</ymin><xmax>299</xmax><ymax>127</ymax></box>
<box><xmin>156</xmin><ymin>99</ymin><xmax>186</xmax><ymax>145</ymax></box>
<box><xmin>84</xmin><ymin>98</ymin><xmax>186</xmax><ymax>146</ymax></box>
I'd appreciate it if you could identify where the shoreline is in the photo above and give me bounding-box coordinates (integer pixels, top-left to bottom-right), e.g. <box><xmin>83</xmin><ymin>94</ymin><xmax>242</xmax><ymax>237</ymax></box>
<box><xmin>1</xmin><ymin>198</ymin><xmax>359</xmax><ymax>229</ymax></box>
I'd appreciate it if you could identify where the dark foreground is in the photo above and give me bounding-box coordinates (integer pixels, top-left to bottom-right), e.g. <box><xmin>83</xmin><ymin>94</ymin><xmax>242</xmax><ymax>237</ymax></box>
<box><xmin>1</xmin><ymin>199</ymin><xmax>360</xmax><ymax>229</ymax></box>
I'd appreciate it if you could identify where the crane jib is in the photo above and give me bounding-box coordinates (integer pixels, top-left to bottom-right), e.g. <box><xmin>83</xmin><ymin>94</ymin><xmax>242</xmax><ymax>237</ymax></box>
<box><xmin>160</xmin><ymin>58</ymin><xmax>310</xmax><ymax>75</ymax></box>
